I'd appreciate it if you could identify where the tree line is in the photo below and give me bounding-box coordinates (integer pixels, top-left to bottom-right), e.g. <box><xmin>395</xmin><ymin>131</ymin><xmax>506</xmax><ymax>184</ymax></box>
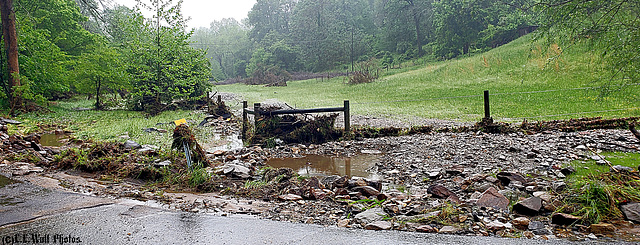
<box><xmin>0</xmin><ymin>0</ymin><xmax>638</xmax><ymax>114</ymax></box>
<box><xmin>191</xmin><ymin>0</ymin><xmax>539</xmax><ymax>82</ymax></box>
<box><xmin>0</xmin><ymin>0</ymin><xmax>210</xmax><ymax>115</ymax></box>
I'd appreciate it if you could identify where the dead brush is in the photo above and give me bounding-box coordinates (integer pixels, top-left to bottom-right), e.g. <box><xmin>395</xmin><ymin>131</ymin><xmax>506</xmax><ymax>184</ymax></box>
<box><xmin>171</xmin><ymin>124</ymin><xmax>209</xmax><ymax>169</ymax></box>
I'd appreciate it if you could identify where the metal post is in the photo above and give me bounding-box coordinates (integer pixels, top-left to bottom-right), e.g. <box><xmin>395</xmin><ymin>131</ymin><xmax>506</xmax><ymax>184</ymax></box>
<box><xmin>242</xmin><ymin>101</ymin><xmax>248</xmax><ymax>139</ymax></box>
<box><xmin>344</xmin><ymin>100</ymin><xmax>350</xmax><ymax>132</ymax></box>
<box><xmin>484</xmin><ymin>90</ymin><xmax>490</xmax><ymax>119</ymax></box>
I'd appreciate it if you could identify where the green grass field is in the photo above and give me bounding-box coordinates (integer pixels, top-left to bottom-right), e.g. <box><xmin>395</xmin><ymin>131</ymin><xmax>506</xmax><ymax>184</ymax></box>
<box><xmin>8</xmin><ymin>98</ymin><xmax>214</xmax><ymax>149</ymax></box>
<box><xmin>217</xmin><ymin>35</ymin><xmax>640</xmax><ymax>122</ymax></box>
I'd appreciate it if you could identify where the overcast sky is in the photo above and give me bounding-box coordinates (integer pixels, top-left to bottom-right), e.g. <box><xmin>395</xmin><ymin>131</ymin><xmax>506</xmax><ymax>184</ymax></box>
<box><xmin>112</xmin><ymin>0</ymin><xmax>256</xmax><ymax>29</ymax></box>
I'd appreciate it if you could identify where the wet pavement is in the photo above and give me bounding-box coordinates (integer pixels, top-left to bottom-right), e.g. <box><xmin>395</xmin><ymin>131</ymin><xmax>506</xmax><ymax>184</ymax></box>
<box><xmin>0</xmin><ymin>175</ymin><xmax>626</xmax><ymax>245</ymax></box>
<box><xmin>0</xmin><ymin>175</ymin><xmax>113</xmax><ymax>227</ymax></box>
<box><xmin>0</xmin><ymin>202</ymin><xmax>619</xmax><ymax>245</ymax></box>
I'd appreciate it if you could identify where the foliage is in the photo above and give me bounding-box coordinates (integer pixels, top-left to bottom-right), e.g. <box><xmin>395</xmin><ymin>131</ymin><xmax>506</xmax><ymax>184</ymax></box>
<box><xmin>536</xmin><ymin>0</ymin><xmax>640</xmax><ymax>93</ymax></box>
<box><xmin>190</xmin><ymin>18</ymin><xmax>252</xmax><ymax>80</ymax></box>
<box><xmin>348</xmin><ymin>59</ymin><xmax>379</xmax><ymax>84</ymax></box>
<box><xmin>245</xmin><ymin>63</ymin><xmax>292</xmax><ymax>86</ymax></box>
<box><xmin>122</xmin><ymin>0</ymin><xmax>211</xmax><ymax>115</ymax></box>
<box><xmin>74</xmin><ymin>42</ymin><xmax>130</xmax><ymax>109</ymax></box>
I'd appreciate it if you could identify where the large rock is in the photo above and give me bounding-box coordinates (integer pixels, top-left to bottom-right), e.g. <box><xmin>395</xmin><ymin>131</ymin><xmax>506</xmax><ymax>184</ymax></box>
<box><xmin>476</xmin><ymin>187</ymin><xmax>509</xmax><ymax>211</ymax></box>
<box><xmin>621</xmin><ymin>202</ymin><xmax>640</xmax><ymax>223</ymax></box>
<box><xmin>124</xmin><ymin>140</ymin><xmax>142</xmax><ymax>150</ymax></box>
<box><xmin>354</xmin><ymin>207</ymin><xmax>386</xmax><ymax>224</ymax></box>
<box><xmin>438</xmin><ymin>226</ymin><xmax>459</xmax><ymax>234</ymax></box>
<box><xmin>222</xmin><ymin>164</ymin><xmax>251</xmax><ymax>179</ymax></box>
<box><xmin>551</xmin><ymin>213</ymin><xmax>581</xmax><ymax>225</ymax></box>
<box><xmin>496</xmin><ymin>172</ymin><xmax>528</xmax><ymax>186</ymax></box>
<box><xmin>588</xmin><ymin>223</ymin><xmax>616</xmax><ymax>235</ymax></box>
<box><xmin>486</xmin><ymin>220</ymin><xmax>507</xmax><ymax>231</ymax></box>
<box><xmin>365</xmin><ymin>221</ymin><xmax>392</xmax><ymax>230</ymax></box>
<box><xmin>427</xmin><ymin>184</ymin><xmax>457</xmax><ymax>199</ymax></box>
<box><xmin>416</xmin><ymin>225</ymin><xmax>437</xmax><ymax>233</ymax></box>
<box><xmin>513</xmin><ymin>197</ymin><xmax>543</xmax><ymax>216</ymax></box>
<box><xmin>352</xmin><ymin>186</ymin><xmax>380</xmax><ymax>197</ymax></box>
<box><xmin>511</xmin><ymin>217</ymin><xmax>530</xmax><ymax>230</ymax></box>
<box><xmin>278</xmin><ymin>194</ymin><xmax>303</xmax><ymax>201</ymax></box>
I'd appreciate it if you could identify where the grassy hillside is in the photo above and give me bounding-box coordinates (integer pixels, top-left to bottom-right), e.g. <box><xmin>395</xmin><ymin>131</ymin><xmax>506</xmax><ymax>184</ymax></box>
<box><xmin>217</xmin><ymin>35</ymin><xmax>640</xmax><ymax>122</ymax></box>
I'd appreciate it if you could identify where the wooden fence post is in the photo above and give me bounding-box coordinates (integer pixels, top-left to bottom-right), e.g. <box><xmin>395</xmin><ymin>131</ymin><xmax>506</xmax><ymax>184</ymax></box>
<box><xmin>217</xmin><ymin>95</ymin><xmax>222</xmax><ymax>104</ymax></box>
<box><xmin>242</xmin><ymin>101</ymin><xmax>248</xmax><ymax>139</ymax></box>
<box><xmin>484</xmin><ymin>90</ymin><xmax>490</xmax><ymax>119</ymax></box>
<box><xmin>344</xmin><ymin>100</ymin><xmax>350</xmax><ymax>132</ymax></box>
<box><xmin>253</xmin><ymin>103</ymin><xmax>261</xmax><ymax>125</ymax></box>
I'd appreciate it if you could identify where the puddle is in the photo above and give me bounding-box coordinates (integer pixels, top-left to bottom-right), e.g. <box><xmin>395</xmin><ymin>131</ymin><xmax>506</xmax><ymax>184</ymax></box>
<box><xmin>266</xmin><ymin>154</ymin><xmax>381</xmax><ymax>179</ymax></box>
<box><xmin>0</xmin><ymin>175</ymin><xmax>19</xmax><ymax>188</ymax></box>
<box><xmin>207</xmin><ymin>133</ymin><xmax>244</xmax><ymax>152</ymax></box>
<box><xmin>40</xmin><ymin>133</ymin><xmax>67</xmax><ymax>147</ymax></box>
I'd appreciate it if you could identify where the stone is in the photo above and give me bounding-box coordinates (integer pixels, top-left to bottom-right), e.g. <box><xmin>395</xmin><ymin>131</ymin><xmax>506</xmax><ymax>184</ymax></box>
<box><xmin>588</xmin><ymin>223</ymin><xmax>616</xmax><ymax>235</ymax></box>
<box><xmin>532</xmin><ymin>191</ymin><xmax>553</xmax><ymax>203</ymax></box>
<box><xmin>511</xmin><ymin>217</ymin><xmax>530</xmax><ymax>230</ymax></box>
<box><xmin>552</xmin><ymin>181</ymin><xmax>567</xmax><ymax>192</ymax></box>
<box><xmin>523</xmin><ymin>231</ymin><xmax>535</xmax><ymax>239</ymax></box>
<box><xmin>620</xmin><ymin>202</ymin><xmax>640</xmax><ymax>223</ymax></box>
<box><xmin>416</xmin><ymin>225</ymin><xmax>437</xmax><ymax>233</ymax></box>
<box><xmin>124</xmin><ymin>140</ymin><xmax>141</xmax><ymax>150</ymax></box>
<box><xmin>365</xmin><ymin>221</ymin><xmax>392</xmax><ymax>230</ymax></box>
<box><xmin>611</xmin><ymin>165</ymin><xmax>635</xmax><ymax>172</ymax></box>
<box><xmin>354</xmin><ymin>207</ymin><xmax>385</xmax><ymax>224</ymax></box>
<box><xmin>361</xmin><ymin>150</ymin><xmax>382</xmax><ymax>154</ymax></box>
<box><xmin>337</xmin><ymin>219</ymin><xmax>350</xmax><ymax>228</ymax></box>
<box><xmin>154</xmin><ymin>160</ymin><xmax>171</xmax><ymax>167</ymax></box>
<box><xmin>352</xmin><ymin>186</ymin><xmax>380</xmax><ymax>197</ymax></box>
<box><xmin>560</xmin><ymin>166</ymin><xmax>576</xmax><ymax>176</ymax></box>
<box><xmin>513</xmin><ymin>197</ymin><xmax>543</xmax><ymax>216</ymax></box>
<box><xmin>445</xmin><ymin>165</ymin><xmax>464</xmax><ymax>175</ymax></box>
<box><xmin>496</xmin><ymin>172</ymin><xmax>528</xmax><ymax>186</ymax></box>
<box><xmin>476</xmin><ymin>187</ymin><xmax>509</xmax><ymax>211</ymax></box>
<box><xmin>427</xmin><ymin>184</ymin><xmax>456</xmax><ymax>199</ymax></box>
<box><xmin>278</xmin><ymin>194</ymin><xmax>303</xmax><ymax>201</ymax></box>
<box><xmin>222</xmin><ymin>164</ymin><xmax>251</xmax><ymax>179</ymax></box>
<box><xmin>528</xmin><ymin>221</ymin><xmax>545</xmax><ymax>230</ymax></box>
<box><xmin>438</xmin><ymin>226</ymin><xmax>459</xmax><ymax>234</ymax></box>
<box><xmin>1</xmin><ymin>118</ymin><xmax>22</xmax><ymax>124</ymax></box>
<box><xmin>551</xmin><ymin>213</ymin><xmax>581</xmax><ymax>226</ymax></box>
<box><xmin>486</xmin><ymin>220</ymin><xmax>506</xmax><ymax>231</ymax></box>
<box><xmin>139</xmin><ymin>145</ymin><xmax>159</xmax><ymax>153</ymax></box>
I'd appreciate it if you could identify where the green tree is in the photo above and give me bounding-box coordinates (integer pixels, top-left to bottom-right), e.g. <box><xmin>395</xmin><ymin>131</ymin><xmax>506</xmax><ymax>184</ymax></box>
<box><xmin>190</xmin><ymin>18</ymin><xmax>252</xmax><ymax>80</ymax></box>
<box><xmin>74</xmin><ymin>42</ymin><xmax>129</xmax><ymax>109</ymax></box>
<box><xmin>537</xmin><ymin>0</ymin><xmax>640</xmax><ymax>88</ymax></box>
<box><xmin>124</xmin><ymin>0</ymin><xmax>211</xmax><ymax>114</ymax></box>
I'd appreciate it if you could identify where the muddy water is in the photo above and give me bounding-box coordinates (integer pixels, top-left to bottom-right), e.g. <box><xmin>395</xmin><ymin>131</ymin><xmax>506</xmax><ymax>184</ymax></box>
<box><xmin>266</xmin><ymin>154</ymin><xmax>381</xmax><ymax>179</ymax></box>
<box><xmin>40</xmin><ymin>133</ymin><xmax>66</xmax><ymax>147</ymax></box>
<box><xmin>207</xmin><ymin>133</ymin><xmax>244</xmax><ymax>152</ymax></box>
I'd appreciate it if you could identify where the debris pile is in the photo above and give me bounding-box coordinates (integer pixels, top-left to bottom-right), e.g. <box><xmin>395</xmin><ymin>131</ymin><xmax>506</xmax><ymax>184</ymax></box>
<box><xmin>250</xmin><ymin>105</ymin><xmax>342</xmax><ymax>145</ymax></box>
<box><xmin>172</xmin><ymin>124</ymin><xmax>210</xmax><ymax>168</ymax></box>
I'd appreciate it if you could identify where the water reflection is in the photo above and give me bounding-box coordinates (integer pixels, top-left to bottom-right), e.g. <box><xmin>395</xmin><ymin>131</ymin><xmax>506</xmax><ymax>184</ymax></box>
<box><xmin>266</xmin><ymin>154</ymin><xmax>380</xmax><ymax>179</ymax></box>
<box><xmin>40</xmin><ymin>134</ymin><xmax>66</xmax><ymax>147</ymax></box>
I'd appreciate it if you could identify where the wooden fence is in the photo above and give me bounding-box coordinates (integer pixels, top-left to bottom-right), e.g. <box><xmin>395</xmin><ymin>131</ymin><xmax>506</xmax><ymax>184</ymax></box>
<box><xmin>242</xmin><ymin>100</ymin><xmax>350</xmax><ymax>139</ymax></box>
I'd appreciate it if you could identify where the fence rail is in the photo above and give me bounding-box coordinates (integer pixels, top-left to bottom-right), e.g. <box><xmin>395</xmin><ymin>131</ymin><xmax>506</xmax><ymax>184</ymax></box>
<box><xmin>242</xmin><ymin>101</ymin><xmax>350</xmax><ymax>139</ymax></box>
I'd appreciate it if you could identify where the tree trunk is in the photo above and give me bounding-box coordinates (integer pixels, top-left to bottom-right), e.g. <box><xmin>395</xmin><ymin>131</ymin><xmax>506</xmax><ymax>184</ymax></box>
<box><xmin>95</xmin><ymin>78</ymin><xmax>102</xmax><ymax>109</ymax></box>
<box><xmin>411</xmin><ymin>4</ymin><xmax>423</xmax><ymax>57</ymax></box>
<box><xmin>1</xmin><ymin>0</ymin><xmax>21</xmax><ymax>114</ymax></box>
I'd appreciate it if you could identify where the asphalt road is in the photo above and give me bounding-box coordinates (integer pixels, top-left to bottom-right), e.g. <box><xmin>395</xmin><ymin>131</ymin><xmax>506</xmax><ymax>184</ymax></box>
<box><xmin>0</xmin><ymin>176</ymin><xmax>624</xmax><ymax>245</ymax></box>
